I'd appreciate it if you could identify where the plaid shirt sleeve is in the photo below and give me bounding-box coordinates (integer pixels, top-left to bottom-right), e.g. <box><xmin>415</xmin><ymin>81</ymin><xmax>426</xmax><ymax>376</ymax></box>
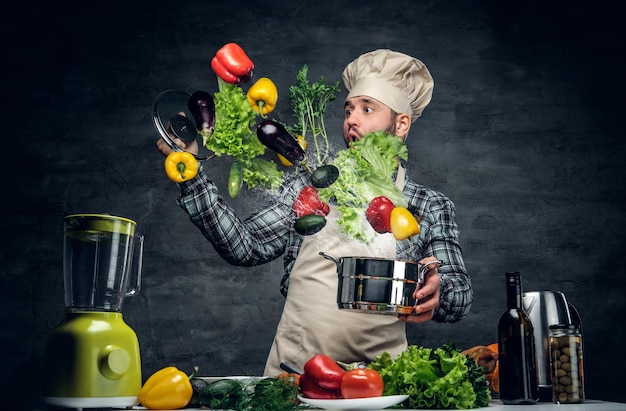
<box><xmin>175</xmin><ymin>164</ymin><xmax>302</xmax><ymax>266</ymax></box>
<box><xmin>398</xmin><ymin>174</ymin><xmax>473</xmax><ymax>323</ymax></box>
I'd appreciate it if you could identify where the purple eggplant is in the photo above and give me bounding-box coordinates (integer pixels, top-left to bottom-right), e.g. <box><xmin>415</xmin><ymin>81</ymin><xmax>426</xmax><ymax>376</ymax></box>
<box><xmin>256</xmin><ymin>120</ymin><xmax>306</xmax><ymax>165</ymax></box>
<box><xmin>187</xmin><ymin>90</ymin><xmax>215</xmax><ymax>144</ymax></box>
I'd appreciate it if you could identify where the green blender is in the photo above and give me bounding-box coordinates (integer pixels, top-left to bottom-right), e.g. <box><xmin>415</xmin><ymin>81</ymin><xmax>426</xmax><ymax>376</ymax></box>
<box><xmin>41</xmin><ymin>214</ymin><xmax>144</xmax><ymax>409</ymax></box>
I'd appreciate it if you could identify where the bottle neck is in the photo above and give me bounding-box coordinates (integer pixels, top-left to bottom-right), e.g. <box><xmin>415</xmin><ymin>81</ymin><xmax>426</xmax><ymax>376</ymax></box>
<box><xmin>505</xmin><ymin>272</ymin><xmax>523</xmax><ymax>309</ymax></box>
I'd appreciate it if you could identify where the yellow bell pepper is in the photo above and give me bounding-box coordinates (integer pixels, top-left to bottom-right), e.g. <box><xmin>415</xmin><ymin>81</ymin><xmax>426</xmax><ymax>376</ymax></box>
<box><xmin>164</xmin><ymin>151</ymin><xmax>198</xmax><ymax>183</ymax></box>
<box><xmin>247</xmin><ymin>77</ymin><xmax>278</xmax><ymax>117</ymax></box>
<box><xmin>278</xmin><ymin>134</ymin><xmax>307</xmax><ymax>166</ymax></box>
<box><xmin>138</xmin><ymin>366</ymin><xmax>193</xmax><ymax>410</ymax></box>
<box><xmin>390</xmin><ymin>206</ymin><xmax>420</xmax><ymax>241</ymax></box>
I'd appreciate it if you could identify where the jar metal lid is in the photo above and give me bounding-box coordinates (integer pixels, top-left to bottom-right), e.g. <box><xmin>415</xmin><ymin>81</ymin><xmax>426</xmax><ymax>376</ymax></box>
<box><xmin>549</xmin><ymin>323</ymin><xmax>580</xmax><ymax>330</ymax></box>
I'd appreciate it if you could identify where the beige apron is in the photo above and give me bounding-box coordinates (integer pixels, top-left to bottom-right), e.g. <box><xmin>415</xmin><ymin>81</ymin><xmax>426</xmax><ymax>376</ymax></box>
<box><xmin>263</xmin><ymin>167</ymin><xmax>408</xmax><ymax>376</ymax></box>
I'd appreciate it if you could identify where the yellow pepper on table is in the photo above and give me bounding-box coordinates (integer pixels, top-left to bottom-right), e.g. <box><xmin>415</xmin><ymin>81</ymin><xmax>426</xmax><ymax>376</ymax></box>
<box><xmin>164</xmin><ymin>151</ymin><xmax>198</xmax><ymax>183</ymax></box>
<box><xmin>138</xmin><ymin>366</ymin><xmax>193</xmax><ymax>410</ymax></box>
<box><xmin>247</xmin><ymin>77</ymin><xmax>278</xmax><ymax>117</ymax></box>
<box><xmin>390</xmin><ymin>206</ymin><xmax>420</xmax><ymax>241</ymax></box>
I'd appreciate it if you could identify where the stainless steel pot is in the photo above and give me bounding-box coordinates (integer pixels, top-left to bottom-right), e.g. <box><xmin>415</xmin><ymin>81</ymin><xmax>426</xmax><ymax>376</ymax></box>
<box><xmin>320</xmin><ymin>252</ymin><xmax>443</xmax><ymax>315</ymax></box>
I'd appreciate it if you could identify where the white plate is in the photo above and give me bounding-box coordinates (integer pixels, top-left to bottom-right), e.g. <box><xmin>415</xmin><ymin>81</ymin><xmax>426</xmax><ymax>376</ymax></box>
<box><xmin>297</xmin><ymin>394</ymin><xmax>408</xmax><ymax>410</ymax></box>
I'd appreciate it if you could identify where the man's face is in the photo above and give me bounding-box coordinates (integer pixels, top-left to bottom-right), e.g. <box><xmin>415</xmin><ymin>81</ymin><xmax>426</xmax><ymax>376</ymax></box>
<box><xmin>343</xmin><ymin>96</ymin><xmax>397</xmax><ymax>144</ymax></box>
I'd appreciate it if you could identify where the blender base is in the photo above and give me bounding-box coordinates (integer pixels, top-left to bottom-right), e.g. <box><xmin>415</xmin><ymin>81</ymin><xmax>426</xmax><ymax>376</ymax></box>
<box><xmin>41</xmin><ymin>395</ymin><xmax>138</xmax><ymax>409</ymax></box>
<box><xmin>42</xmin><ymin>312</ymin><xmax>142</xmax><ymax>408</ymax></box>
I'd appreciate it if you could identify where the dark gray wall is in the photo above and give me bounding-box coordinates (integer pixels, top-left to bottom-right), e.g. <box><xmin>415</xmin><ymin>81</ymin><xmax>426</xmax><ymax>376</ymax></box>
<box><xmin>3</xmin><ymin>0</ymin><xmax>625</xmax><ymax>409</ymax></box>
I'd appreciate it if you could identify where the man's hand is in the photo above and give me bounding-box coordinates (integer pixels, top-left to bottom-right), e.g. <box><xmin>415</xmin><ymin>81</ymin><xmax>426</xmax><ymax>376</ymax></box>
<box><xmin>156</xmin><ymin>137</ymin><xmax>199</xmax><ymax>157</ymax></box>
<box><xmin>156</xmin><ymin>111</ymin><xmax>200</xmax><ymax>157</ymax></box>
<box><xmin>399</xmin><ymin>256</ymin><xmax>441</xmax><ymax>323</ymax></box>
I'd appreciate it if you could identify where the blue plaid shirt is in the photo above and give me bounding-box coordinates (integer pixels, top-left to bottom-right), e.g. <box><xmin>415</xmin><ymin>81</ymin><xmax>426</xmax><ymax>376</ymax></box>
<box><xmin>177</xmin><ymin>163</ymin><xmax>472</xmax><ymax>322</ymax></box>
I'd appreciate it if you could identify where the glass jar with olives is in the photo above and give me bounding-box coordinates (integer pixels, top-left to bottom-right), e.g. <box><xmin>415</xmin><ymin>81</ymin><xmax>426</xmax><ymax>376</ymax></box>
<box><xmin>549</xmin><ymin>324</ymin><xmax>585</xmax><ymax>404</ymax></box>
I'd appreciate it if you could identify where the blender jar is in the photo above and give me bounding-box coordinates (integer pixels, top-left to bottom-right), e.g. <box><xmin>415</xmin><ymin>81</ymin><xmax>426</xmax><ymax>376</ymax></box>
<box><xmin>64</xmin><ymin>213</ymin><xmax>143</xmax><ymax>311</ymax></box>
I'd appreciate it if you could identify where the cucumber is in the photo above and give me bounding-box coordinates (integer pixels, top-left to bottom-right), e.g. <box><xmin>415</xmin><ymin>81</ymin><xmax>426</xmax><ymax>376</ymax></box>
<box><xmin>228</xmin><ymin>160</ymin><xmax>243</xmax><ymax>198</ymax></box>
<box><xmin>199</xmin><ymin>378</ymin><xmax>246</xmax><ymax>410</ymax></box>
<box><xmin>294</xmin><ymin>214</ymin><xmax>327</xmax><ymax>235</ymax></box>
<box><xmin>310</xmin><ymin>164</ymin><xmax>339</xmax><ymax>188</ymax></box>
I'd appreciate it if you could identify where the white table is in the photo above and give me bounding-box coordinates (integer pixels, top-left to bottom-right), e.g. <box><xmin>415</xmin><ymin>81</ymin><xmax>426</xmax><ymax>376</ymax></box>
<box><xmin>132</xmin><ymin>399</ymin><xmax>626</xmax><ymax>410</ymax></box>
<box><xmin>477</xmin><ymin>399</ymin><xmax>626</xmax><ymax>410</ymax></box>
<box><xmin>30</xmin><ymin>399</ymin><xmax>626</xmax><ymax>410</ymax></box>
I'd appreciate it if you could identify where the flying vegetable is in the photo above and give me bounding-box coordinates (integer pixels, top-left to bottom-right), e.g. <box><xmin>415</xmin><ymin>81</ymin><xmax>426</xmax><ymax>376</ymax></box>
<box><xmin>247</xmin><ymin>77</ymin><xmax>278</xmax><ymax>117</ymax></box>
<box><xmin>187</xmin><ymin>90</ymin><xmax>215</xmax><ymax>145</ymax></box>
<box><xmin>211</xmin><ymin>43</ymin><xmax>254</xmax><ymax>84</ymax></box>
<box><xmin>257</xmin><ymin>119</ymin><xmax>306</xmax><ymax>166</ymax></box>
<box><xmin>164</xmin><ymin>151</ymin><xmax>198</xmax><ymax>183</ymax></box>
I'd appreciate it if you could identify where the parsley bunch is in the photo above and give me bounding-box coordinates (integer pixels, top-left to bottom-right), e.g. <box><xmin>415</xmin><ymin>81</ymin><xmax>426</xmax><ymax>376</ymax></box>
<box><xmin>246</xmin><ymin>377</ymin><xmax>300</xmax><ymax>411</ymax></box>
<box><xmin>288</xmin><ymin>65</ymin><xmax>341</xmax><ymax>165</ymax></box>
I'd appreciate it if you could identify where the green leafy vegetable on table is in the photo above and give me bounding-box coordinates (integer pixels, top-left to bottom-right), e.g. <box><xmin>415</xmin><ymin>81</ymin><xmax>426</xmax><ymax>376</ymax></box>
<box><xmin>247</xmin><ymin>377</ymin><xmax>300</xmax><ymax>411</ymax></box>
<box><xmin>369</xmin><ymin>344</ymin><xmax>491</xmax><ymax>409</ymax></box>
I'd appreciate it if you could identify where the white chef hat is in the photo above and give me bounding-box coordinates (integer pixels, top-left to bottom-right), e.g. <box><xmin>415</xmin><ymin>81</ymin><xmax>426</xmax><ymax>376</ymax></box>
<box><xmin>342</xmin><ymin>49</ymin><xmax>434</xmax><ymax>122</ymax></box>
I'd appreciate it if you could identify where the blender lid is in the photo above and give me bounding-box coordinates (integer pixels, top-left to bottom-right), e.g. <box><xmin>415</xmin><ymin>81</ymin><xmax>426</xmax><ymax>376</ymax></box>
<box><xmin>65</xmin><ymin>214</ymin><xmax>137</xmax><ymax>236</ymax></box>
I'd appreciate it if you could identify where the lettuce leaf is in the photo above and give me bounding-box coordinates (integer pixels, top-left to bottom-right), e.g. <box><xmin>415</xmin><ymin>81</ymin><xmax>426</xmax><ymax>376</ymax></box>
<box><xmin>369</xmin><ymin>344</ymin><xmax>491</xmax><ymax>409</ymax></box>
<box><xmin>318</xmin><ymin>131</ymin><xmax>408</xmax><ymax>241</ymax></box>
<box><xmin>350</xmin><ymin>131</ymin><xmax>408</xmax><ymax>180</ymax></box>
<box><xmin>208</xmin><ymin>78</ymin><xmax>265</xmax><ymax>160</ymax></box>
<box><xmin>208</xmin><ymin>78</ymin><xmax>282</xmax><ymax>190</ymax></box>
<box><xmin>319</xmin><ymin>131</ymin><xmax>408</xmax><ymax>208</ymax></box>
<box><xmin>334</xmin><ymin>205</ymin><xmax>376</xmax><ymax>244</ymax></box>
<box><xmin>242</xmin><ymin>157</ymin><xmax>284</xmax><ymax>191</ymax></box>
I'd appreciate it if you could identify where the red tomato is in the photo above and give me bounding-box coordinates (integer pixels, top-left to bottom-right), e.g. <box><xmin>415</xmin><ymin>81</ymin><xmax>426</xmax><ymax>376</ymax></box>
<box><xmin>277</xmin><ymin>372</ymin><xmax>301</xmax><ymax>388</ymax></box>
<box><xmin>340</xmin><ymin>369</ymin><xmax>384</xmax><ymax>399</ymax></box>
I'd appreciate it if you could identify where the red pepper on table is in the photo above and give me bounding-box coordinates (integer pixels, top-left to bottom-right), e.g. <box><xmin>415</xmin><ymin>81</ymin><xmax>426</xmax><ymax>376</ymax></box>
<box><xmin>299</xmin><ymin>372</ymin><xmax>341</xmax><ymax>399</ymax></box>
<box><xmin>365</xmin><ymin>196</ymin><xmax>395</xmax><ymax>233</ymax></box>
<box><xmin>303</xmin><ymin>354</ymin><xmax>346</xmax><ymax>391</ymax></box>
<box><xmin>211</xmin><ymin>43</ymin><xmax>254</xmax><ymax>84</ymax></box>
<box><xmin>292</xmin><ymin>186</ymin><xmax>330</xmax><ymax>218</ymax></box>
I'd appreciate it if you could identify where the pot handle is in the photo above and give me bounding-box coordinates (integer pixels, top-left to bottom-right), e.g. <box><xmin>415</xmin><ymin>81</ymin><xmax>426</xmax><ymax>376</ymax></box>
<box><xmin>417</xmin><ymin>260</ymin><xmax>444</xmax><ymax>283</ymax></box>
<box><xmin>319</xmin><ymin>251</ymin><xmax>339</xmax><ymax>263</ymax></box>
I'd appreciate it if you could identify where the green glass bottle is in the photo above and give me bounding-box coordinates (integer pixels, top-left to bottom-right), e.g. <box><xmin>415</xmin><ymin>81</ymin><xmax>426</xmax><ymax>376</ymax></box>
<box><xmin>497</xmin><ymin>272</ymin><xmax>539</xmax><ymax>404</ymax></box>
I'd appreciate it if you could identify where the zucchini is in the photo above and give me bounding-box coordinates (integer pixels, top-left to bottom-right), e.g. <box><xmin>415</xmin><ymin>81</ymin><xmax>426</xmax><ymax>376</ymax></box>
<box><xmin>310</xmin><ymin>164</ymin><xmax>339</xmax><ymax>188</ymax></box>
<box><xmin>294</xmin><ymin>214</ymin><xmax>327</xmax><ymax>235</ymax></box>
<box><xmin>228</xmin><ymin>160</ymin><xmax>243</xmax><ymax>198</ymax></box>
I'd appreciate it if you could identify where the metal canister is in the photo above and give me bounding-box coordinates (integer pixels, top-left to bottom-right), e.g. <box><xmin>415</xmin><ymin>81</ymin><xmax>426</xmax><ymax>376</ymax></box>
<box><xmin>549</xmin><ymin>324</ymin><xmax>585</xmax><ymax>403</ymax></box>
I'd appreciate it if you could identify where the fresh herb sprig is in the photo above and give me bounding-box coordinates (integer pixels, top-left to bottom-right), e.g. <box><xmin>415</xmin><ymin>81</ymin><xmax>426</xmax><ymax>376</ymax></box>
<box><xmin>247</xmin><ymin>377</ymin><xmax>300</xmax><ymax>411</ymax></box>
<box><xmin>288</xmin><ymin>65</ymin><xmax>341</xmax><ymax>165</ymax></box>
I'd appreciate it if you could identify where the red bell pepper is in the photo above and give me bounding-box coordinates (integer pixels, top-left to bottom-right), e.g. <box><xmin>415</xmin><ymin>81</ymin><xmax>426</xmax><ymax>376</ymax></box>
<box><xmin>299</xmin><ymin>372</ymin><xmax>341</xmax><ymax>399</ymax></box>
<box><xmin>292</xmin><ymin>186</ymin><xmax>330</xmax><ymax>218</ymax></box>
<box><xmin>211</xmin><ymin>43</ymin><xmax>254</xmax><ymax>84</ymax></box>
<box><xmin>365</xmin><ymin>196</ymin><xmax>395</xmax><ymax>233</ymax></box>
<box><xmin>303</xmin><ymin>354</ymin><xmax>346</xmax><ymax>391</ymax></box>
